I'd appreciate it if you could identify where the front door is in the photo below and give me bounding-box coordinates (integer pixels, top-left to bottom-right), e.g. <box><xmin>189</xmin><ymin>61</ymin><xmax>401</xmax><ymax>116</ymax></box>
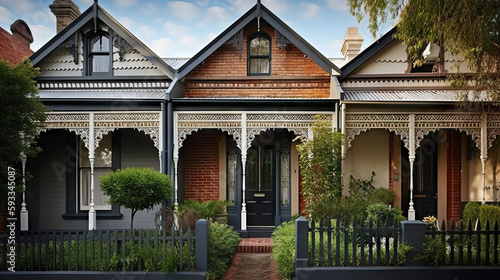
<box><xmin>401</xmin><ymin>132</ymin><xmax>438</xmax><ymax>220</ymax></box>
<box><xmin>246</xmin><ymin>143</ymin><xmax>275</xmax><ymax>226</ymax></box>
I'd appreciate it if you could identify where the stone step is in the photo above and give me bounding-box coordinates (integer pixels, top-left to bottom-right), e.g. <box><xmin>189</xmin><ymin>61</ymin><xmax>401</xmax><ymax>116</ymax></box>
<box><xmin>237</xmin><ymin>238</ymin><xmax>273</xmax><ymax>253</ymax></box>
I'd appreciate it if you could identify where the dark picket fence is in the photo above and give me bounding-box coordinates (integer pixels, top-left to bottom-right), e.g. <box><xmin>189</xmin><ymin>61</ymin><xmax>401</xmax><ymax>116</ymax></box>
<box><xmin>302</xmin><ymin>217</ymin><xmax>403</xmax><ymax>267</ymax></box>
<box><xmin>0</xmin><ymin>220</ymin><xmax>209</xmax><ymax>274</ymax></box>
<box><xmin>425</xmin><ymin>219</ymin><xmax>500</xmax><ymax>266</ymax></box>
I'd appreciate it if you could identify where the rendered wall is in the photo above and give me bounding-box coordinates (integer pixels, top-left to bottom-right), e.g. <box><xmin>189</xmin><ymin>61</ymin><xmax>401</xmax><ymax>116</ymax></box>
<box><xmin>343</xmin><ymin>129</ymin><xmax>390</xmax><ymax>191</ymax></box>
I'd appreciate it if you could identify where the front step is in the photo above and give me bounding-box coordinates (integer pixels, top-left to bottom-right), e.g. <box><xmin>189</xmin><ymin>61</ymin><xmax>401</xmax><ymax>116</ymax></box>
<box><xmin>237</xmin><ymin>238</ymin><xmax>273</xmax><ymax>253</ymax></box>
<box><xmin>244</xmin><ymin>226</ymin><xmax>274</xmax><ymax>238</ymax></box>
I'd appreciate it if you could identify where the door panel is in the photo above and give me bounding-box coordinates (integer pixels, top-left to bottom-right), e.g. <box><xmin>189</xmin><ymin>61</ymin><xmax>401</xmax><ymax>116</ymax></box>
<box><xmin>246</xmin><ymin>145</ymin><xmax>275</xmax><ymax>226</ymax></box>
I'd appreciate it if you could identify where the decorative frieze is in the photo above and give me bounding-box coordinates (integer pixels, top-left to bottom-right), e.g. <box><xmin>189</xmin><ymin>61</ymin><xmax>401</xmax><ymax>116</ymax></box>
<box><xmin>225</xmin><ymin>29</ymin><xmax>244</xmax><ymax>58</ymax></box>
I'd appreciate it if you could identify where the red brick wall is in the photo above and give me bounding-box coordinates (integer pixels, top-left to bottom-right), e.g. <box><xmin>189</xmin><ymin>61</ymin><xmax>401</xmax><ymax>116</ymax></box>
<box><xmin>447</xmin><ymin>130</ymin><xmax>461</xmax><ymax>221</ymax></box>
<box><xmin>184</xmin><ymin>19</ymin><xmax>330</xmax><ymax>98</ymax></box>
<box><xmin>0</xmin><ymin>27</ymin><xmax>33</xmax><ymax>65</ymax></box>
<box><xmin>183</xmin><ymin>130</ymin><xmax>220</xmax><ymax>201</ymax></box>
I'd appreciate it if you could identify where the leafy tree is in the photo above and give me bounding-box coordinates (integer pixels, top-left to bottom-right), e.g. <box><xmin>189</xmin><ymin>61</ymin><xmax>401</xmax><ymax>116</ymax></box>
<box><xmin>348</xmin><ymin>0</ymin><xmax>500</xmax><ymax>109</ymax></box>
<box><xmin>296</xmin><ymin>118</ymin><xmax>343</xmax><ymax>218</ymax></box>
<box><xmin>100</xmin><ymin>167</ymin><xmax>172</xmax><ymax>232</ymax></box>
<box><xmin>0</xmin><ymin>59</ymin><xmax>46</xmax><ymax>227</ymax></box>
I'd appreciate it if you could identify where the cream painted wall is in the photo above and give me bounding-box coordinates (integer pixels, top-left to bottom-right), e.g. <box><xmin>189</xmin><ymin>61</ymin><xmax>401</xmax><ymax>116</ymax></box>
<box><xmin>468</xmin><ymin>142</ymin><xmax>500</xmax><ymax>202</ymax></box>
<box><xmin>351</xmin><ymin>41</ymin><xmax>408</xmax><ymax>75</ymax></box>
<box><xmin>392</xmin><ymin>136</ymin><xmax>402</xmax><ymax>208</ymax></box>
<box><xmin>343</xmin><ymin>129</ymin><xmax>390</xmax><ymax>191</ymax></box>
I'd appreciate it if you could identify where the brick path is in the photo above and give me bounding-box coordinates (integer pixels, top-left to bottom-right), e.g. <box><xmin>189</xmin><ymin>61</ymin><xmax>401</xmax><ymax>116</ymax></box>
<box><xmin>222</xmin><ymin>238</ymin><xmax>281</xmax><ymax>280</ymax></box>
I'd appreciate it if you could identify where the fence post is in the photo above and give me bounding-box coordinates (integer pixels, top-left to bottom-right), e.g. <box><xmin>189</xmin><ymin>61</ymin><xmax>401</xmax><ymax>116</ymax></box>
<box><xmin>195</xmin><ymin>219</ymin><xmax>209</xmax><ymax>272</ymax></box>
<box><xmin>400</xmin><ymin>220</ymin><xmax>426</xmax><ymax>265</ymax></box>
<box><xmin>295</xmin><ymin>216</ymin><xmax>309</xmax><ymax>268</ymax></box>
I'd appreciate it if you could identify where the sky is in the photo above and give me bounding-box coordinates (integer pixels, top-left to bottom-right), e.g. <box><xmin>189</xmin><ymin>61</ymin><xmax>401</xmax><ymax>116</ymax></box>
<box><xmin>0</xmin><ymin>0</ymin><xmax>395</xmax><ymax>59</ymax></box>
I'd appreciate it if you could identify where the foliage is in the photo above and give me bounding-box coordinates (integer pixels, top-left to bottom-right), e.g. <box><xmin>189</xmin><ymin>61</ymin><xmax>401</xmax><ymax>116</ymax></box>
<box><xmin>207</xmin><ymin>220</ymin><xmax>241</xmax><ymax>280</ymax></box>
<box><xmin>0</xmin><ymin>59</ymin><xmax>46</xmax><ymax>223</ymax></box>
<box><xmin>271</xmin><ymin>218</ymin><xmax>411</xmax><ymax>279</ymax></box>
<box><xmin>348</xmin><ymin>0</ymin><xmax>500</xmax><ymax>109</ymax></box>
<box><xmin>100</xmin><ymin>167</ymin><xmax>172</xmax><ymax>232</ymax></box>
<box><xmin>296</xmin><ymin>117</ymin><xmax>343</xmax><ymax>218</ymax></box>
<box><xmin>417</xmin><ymin>236</ymin><xmax>448</xmax><ymax>266</ymax></box>
<box><xmin>180</xmin><ymin>199</ymin><xmax>227</xmax><ymax>219</ymax></box>
<box><xmin>372</xmin><ymin>187</ymin><xmax>396</xmax><ymax>205</ymax></box>
<box><xmin>271</xmin><ymin>220</ymin><xmax>297</xmax><ymax>279</ymax></box>
<box><xmin>0</xmin><ymin>229</ymin><xmax>193</xmax><ymax>272</ymax></box>
<box><xmin>367</xmin><ymin>203</ymin><xmax>405</xmax><ymax>224</ymax></box>
<box><xmin>337</xmin><ymin>172</ymin><xmax>377</xmax><ymax>221</ymax></box>
<box><xmin>478</xmin><ymin>204</ymin><xmax>500</xmax><ymax>227</ymax></box>
<box><xmin>462</xmin><ymin>201</ymin><xmax>480</xmax><ymax>224</ymax></box>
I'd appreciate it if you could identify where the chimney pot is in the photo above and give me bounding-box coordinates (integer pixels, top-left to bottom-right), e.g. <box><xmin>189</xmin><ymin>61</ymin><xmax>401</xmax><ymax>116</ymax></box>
<box><xmin>341</xmin><ymin>27</ymin><xmax>363</xmax><ymax>62</ymax></box>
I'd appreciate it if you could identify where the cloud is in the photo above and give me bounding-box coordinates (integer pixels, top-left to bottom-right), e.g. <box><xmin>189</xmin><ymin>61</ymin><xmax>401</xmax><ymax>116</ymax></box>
<box><xmin>30</xmin><ymin>24</ymin><xmax>55</xmax><ymax>52</ymax></box>
<box><xmin>198</xmin><ymin>6</ymin><xmax>229</xmax><ymax>27</ymax></box>
<box><xmin>119</xmin><ymin>17</ymin><xmax>135</xmax><ymax>31</ymax></box>
<box><xmin>300</xmin><ymin>3</ymin><xmax>320</xmax><ymax>19</ymax></box>
<box><xmin>114</xmin><ymin>0</ymin><xmax>137</xmax><ymax>8</ymax></box>
<box><xmin>163</xmin><ymin>21</ymin><xmax>189</xmax><ymax>37</ymax></box>
<box><xmin>78</xmin><ymin>0</ymin><xmax>95</xmax><ymax>6</ymax></box>
<box><xmin>0</xmin><ymin>0</ymin><xmax>34</xmax><ymax>14</ymax></box>
<box><xmin>0</xmin><ymin>6</ymin><xmax>10</xmax><ymax>23</ymax></box>
<box><xmin>324</xmin><ymin>0</ymin><xmax>349</xmax><ymax>11</ymax></box>
<box><xmin>138</xmin><ymin>25</ymin><xmax>155</xmax><ymax>38</ymax></box>
<box><xmin>140</xmin><ymin>2</ymin><xmax>157</xmax><ymax>14</ymax></box>
<box><xmin>150</xmin><ymin>37</ymin><xmax>175</xmax><ymax>57</ymax></box>
<box><xmin>263</xmin><ymin>0</ymin><xmax>288</xmax><ymax>15</ymax></box>
<box><xmin>228</xmin><ymin>0</ymin><xmax>254</xmax><ymax>14</ymax></box>
<box><xmin>167</xmin><ymin>1</ymin><xmax>200</xmax><ymax>22</ymax></box>
<box><xmin>327</xmin><ymin>39</ymin><xmax>344</xmax><ymax>57</ymax></box>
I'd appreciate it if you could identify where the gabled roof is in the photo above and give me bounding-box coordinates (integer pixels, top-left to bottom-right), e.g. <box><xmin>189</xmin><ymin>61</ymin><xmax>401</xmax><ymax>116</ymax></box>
<box><xmin>30</xmin><ymin>2</ymin><xmax>175</xmax><ymax>79</ymax></box>
<box><xmin>340</xmin><ymin>26</ymin><xmax>398</xmax><ymax>81</ymax></box>
<box><xmin>177</xmin><ymin>1</ymin><xmax>340</xmax><ymax>79</ymax></box>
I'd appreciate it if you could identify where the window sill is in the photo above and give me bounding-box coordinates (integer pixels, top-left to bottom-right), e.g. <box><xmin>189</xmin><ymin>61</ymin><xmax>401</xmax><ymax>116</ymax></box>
<box><xmin>62</xmin><ymin>213</ymin><xmax>123</xmax><ymax>220</ymax></box>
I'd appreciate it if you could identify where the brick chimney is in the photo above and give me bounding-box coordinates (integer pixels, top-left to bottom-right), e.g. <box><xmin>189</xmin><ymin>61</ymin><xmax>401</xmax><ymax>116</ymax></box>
<box><xmin>10</xmin><ymin>20</ymin><xmax>33</xmax><ymax>47</ymax></box>
<box><xmin>49</xmin><ymin>0</ymin><xmax>81</xmax><ymax>33</ymax></box>
<box><xmin>341</xmin><ymin>27</ymin><xmax>363</xmax><ymax>62</ymax></box>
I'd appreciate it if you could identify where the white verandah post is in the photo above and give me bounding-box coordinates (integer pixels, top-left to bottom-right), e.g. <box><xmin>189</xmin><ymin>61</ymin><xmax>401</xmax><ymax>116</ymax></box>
<box><xmin>20</xmin><ymin>152</ymin><xmax>28</xmax><ymax>231</ymax></box>
<box><xmin>480</xmin><ymin>113</ymin><xmax>488</xmax><ymax>204</ymax></box>
<box><xmin>408</xmin><ymin>114</ymin><xmax>416</xmax><ymax>221</ymax></box>
<box><xmin>88</xmin><ymin>113</ymin><xmax>96</xmax><ymax>230</ymax></box>
<box><xmin>241</xmin><ymin>113</ymin><xmax>247</xmax><ymax>231</ymax></box>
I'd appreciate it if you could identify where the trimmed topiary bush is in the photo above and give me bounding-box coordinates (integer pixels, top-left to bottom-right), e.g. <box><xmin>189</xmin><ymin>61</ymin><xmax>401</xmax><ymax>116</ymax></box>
<box><xmin>207</xmin><ymin>221</ymin><xmax>241</xmax><ymax>280</ymax></box>
<box><xmin>462</xmin><ymin>201</ymin><xmax>480</xmax><ymax>224</ymax></box>
<box><xmin>367</xmin><ymin>203</ymin><xmax>405</xmax><ymax>224</ymax></box>
<box><xmin>479</xmin><ymin>204</ymin><xmax>500</xmax><ymax>227</ymax></box>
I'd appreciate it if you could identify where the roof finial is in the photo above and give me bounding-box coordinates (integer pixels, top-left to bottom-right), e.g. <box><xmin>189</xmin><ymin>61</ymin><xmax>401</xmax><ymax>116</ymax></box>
<box><xmin>256</xmin><ymin>0</ymin><xmax>261</xmax><ymax>31</ymax></box>
<box><xmin>93</xmin><ymin>0</ymin><xmax>98</xmax><ymax>32</ymax></box>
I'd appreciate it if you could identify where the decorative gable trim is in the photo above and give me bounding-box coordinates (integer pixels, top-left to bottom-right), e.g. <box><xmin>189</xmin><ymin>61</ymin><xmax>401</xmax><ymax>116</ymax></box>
<box><xmin>275</xmin><ymin>29</ymin><xmax>291</xmax><ymax>50</ymax></box>
<box><xmin>113</xmin><ymin>33</ymin><xmax>135</xmax><ymax>61</ymax></box>
<box><xmin>60</xmin><ymin>32</ymin><xmax>78</xmax><ymax>64</ymax></box>
<box><xmin>224</xmin><ymin>29</ymin><xmax>244</xmax><ymax>58</ymax></box>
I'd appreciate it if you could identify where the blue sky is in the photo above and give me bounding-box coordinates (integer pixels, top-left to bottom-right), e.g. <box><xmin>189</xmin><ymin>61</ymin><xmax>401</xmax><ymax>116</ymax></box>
<box><xmin>0</xmin><ymin>0</ymin><xmax>394</xmax><ymax>59</ymax></box>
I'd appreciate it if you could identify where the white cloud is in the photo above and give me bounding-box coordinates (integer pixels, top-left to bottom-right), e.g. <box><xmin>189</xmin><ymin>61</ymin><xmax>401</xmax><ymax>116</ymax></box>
<box><xmin>114</xmin><ymin>0</ymin><xmax>137</xmax><ymax>8</ymax></box>
<box><xmin>119</xmin><ymin>17</ymin><xmax>135</xmax><ymax>31</ymax></box>
<box><xmin>0</xmin><ymin>6</ymin><xmax>10</xmax><ymax>23</ymax></box>
<box><xmin>30</xmin><ymin>10</ymin><xmax>56</xmax><ymax>27</ymax></box>
<box><xmin>263</xmin><ymin>0</ymin><xmax>288</xmax><ymax>15</ymax></box>
<box><xmin>199</xmin><ymin>6</ymin><xmax>229</xmax><ymax>27</ymax></box>
<box><xmin>324</xmin><ymin>0</ymin><xmax>349</xmax><ymax>11</ymax></box>
<box><xmin>163</xmin><ymin>21</ymin><xmax>189</xmax><ymax>37</ymax></box>
<box><xmin>77</xmin><ymin>0</ymin><xmax>95</xmax><ymax>6</ymax></box>
<box><xmin>138</xmin><ymin>25</ymin><xmax>155</xmax><ymax>38</ymax></box>
<box><xmin>150</xmin><ymin>37</ymin><xmax>175</xmax><ymax>57</ymax></box>
<box><xmin>229</xmin><ymin>0</ymin><xmax>254</xmax><ymax>14</ymax></box>
<box><xmin>141</xmin><ymin>2</ymin><xmax>157</xmax><ymax>14</ymax></box>
<box><xmin>0</xmin><ymin>0</ymin><xmax>34</xmax><ymax>14</ymax></box>
<box><xmin>30</xmin><ymin>24</ymin><xmax>55</xmax><ymax>52</ymax></box>
<box><xmin>300</xmin><ymin>3</ymin><xmax>320</xmax><ymax>19</ymax></box>
<box><xmin>328</xmin><ymin>39</ymin><xmax>344</xmax><ymax>57</ymax></box>
<box><xmin>167</xmin><ymin>1</ymin><xmax>200</xmax><ymax>22</ymax></box>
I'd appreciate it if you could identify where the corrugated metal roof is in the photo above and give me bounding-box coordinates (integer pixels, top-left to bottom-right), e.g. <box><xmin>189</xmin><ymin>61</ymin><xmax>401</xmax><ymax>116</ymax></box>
<box><xmin>343</xmin><ymin>90</ymin><xmax>462</xmax><ymax>102</ymax></box>
<box><xmin>163</xmin><ymin>58</ymin><xmax>190</xmax><ymax>69</ymax></box>
<box><xmin>39</xmin><ymin>89</ymin><xmax>166</xmax><ymax>100</ymax></box>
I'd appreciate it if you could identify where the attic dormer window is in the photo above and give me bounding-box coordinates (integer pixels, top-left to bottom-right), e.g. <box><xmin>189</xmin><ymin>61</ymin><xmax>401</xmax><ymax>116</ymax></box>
<box><xmin>85</xmin><ymin>30</ymin><xmax>112</xmax><ymax>76</ymax></box>
<box><xmin>248</xmin><ymin>33</ymin><xmax>271</xmax><ymax>75</ymax></box>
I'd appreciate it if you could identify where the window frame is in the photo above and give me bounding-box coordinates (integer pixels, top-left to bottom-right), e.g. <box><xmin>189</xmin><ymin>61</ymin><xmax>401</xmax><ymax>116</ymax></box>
<box><xmin>247</xmin><ymin>32</ymin><xmax>271</xmax><ymax>76</ymax></box>
<box><xmin>84</xmin><ymin>29</ymin><xmax>113</xmax><ymax>77</ymax></box>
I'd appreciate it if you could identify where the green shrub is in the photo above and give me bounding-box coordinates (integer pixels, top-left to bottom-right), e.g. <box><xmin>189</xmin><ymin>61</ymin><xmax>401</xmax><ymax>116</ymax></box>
<box><xmin>180</xmin><ymin>199</ymin><xmax>227</xmax><ymax>219</ymax></box>
<box><xmin>367</xmin><ymin>203</ymin><xmax>405</xmax><ymax>224</ymax></box>
<box><xmin>271</xmin><ymin>220</ymin><xmax>296</xmax><ymax>279</ymax></box>
<box><xmin>417</xmin><ymin>236</ymin><xmax>448</xmax><ymax>265</ymax></box>
<box><xmin>479</xmin><ymin>204</ymin><xmax>500</xmax><ymax>227</ymax></box>
<box><xmin>207</xmin><ymin>221</ymin><xmax>240</xmax><ymax>280</ymax></box>
<box><xmin>462</xmin><ymin>201</ymin><xmax>480</xmax><ymax>224</ymax></box>
<box><xmin>372</xmin><ymin>188</ymin><xmax>396</xmax><ymax>205</ymax></box>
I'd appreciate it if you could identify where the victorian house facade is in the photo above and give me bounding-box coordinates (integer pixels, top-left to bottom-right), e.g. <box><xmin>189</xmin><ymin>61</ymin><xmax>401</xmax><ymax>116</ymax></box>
<box><xmin>17</xmin><ymin>0</ymin><xmax>499</xmax><ymax>234</ymax></box>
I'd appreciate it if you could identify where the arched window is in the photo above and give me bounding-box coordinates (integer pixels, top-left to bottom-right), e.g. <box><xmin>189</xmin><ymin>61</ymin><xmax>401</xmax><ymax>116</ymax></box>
<box><xmin>248</xmin><ymin>33</ymin><xmax>271</xmax><ymax>75</ymax></box>
<box><xmin>86</xmin><ymin>30</ymin><xmax>112</xmax><ymax>76</ymax></box>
